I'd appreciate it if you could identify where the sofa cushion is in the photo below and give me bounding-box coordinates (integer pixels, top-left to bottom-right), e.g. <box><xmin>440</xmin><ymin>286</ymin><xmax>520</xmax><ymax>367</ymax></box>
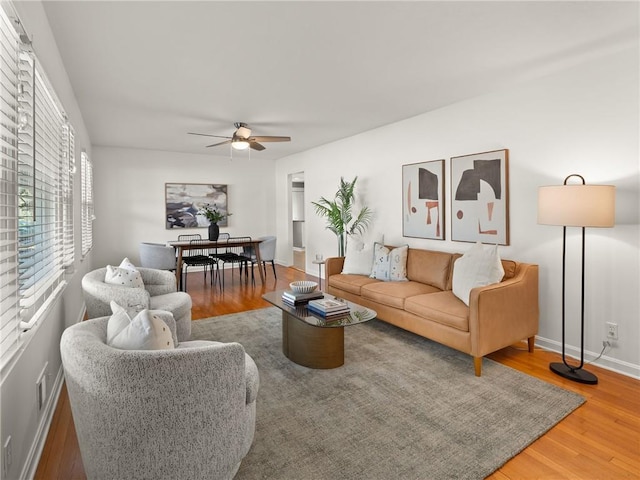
<box><xmin>361</xmin><ymin>281</ymin><xmax>439</xmax><ymax>309</ymax></box>
<box><xmin>370</xmin><ymin>243</ymin><xmax>409</xmax><ymax>281</ymax></box>
<box><xmin>452</xmin><ymin>242</ymin><xmax>504</xmax><ymax>306</ymax></box>
<box><xmin>328</xmin><ymin>274</ymin><xmax>380</xmax><ymax>296</ymax></box>
<box><xmin>404</xmin><ymin>291</ymin><xmax>470</xmax><ymax>332</ymax></box>
<box><xmin>406</xmin><ymin>249</ymin><xmax>453</xmax><ymax>291</ymax></box>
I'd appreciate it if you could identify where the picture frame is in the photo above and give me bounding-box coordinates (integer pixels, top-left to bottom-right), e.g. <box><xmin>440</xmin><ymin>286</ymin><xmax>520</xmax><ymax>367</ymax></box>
<box><xmin>450</xmin><ymin>149</ymin><xmax>509</xmax><ymax>245</ymax></box>
<box><xmin>402</xmin><ymin>159</ymin><xmax>445</xmax><ymax>240</ymax></box>
<box><xmin>165</xmin><ymin>183</ymin><xmax>229</xmax><ymax>229</ymax></box>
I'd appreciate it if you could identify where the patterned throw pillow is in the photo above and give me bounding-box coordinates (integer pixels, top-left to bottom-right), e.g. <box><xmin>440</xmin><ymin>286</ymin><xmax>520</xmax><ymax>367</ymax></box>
<box><xmin>107</xmin><ymin>301</ymin><xmax>174</xmax><ymax>350</ymax></box>
<box><xmin>452</xmin><ymin>242</ymin><xmax>504</xmax><ymax>306</ymax></box>
<box><xmin>104</xmin><ymin>257</ymin><xmax>144</xmax><ymax>288</ymax></box>
<box><xmin>370</xmin><ymin>243</ymin><xmax>409</xmax><ymax>282</ymax></box>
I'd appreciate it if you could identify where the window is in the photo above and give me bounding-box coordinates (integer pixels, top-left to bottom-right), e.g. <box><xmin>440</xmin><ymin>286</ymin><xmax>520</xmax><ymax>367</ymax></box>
<box><xmin>0</xmin><ymin>4</ymin><xmax>75</xmax><ymax>371</ymax></box>
<box><xmin>0</xmin><ymin>6</ymin><xmax>21</xmax><ymax>368</ymax></box>
<box><xmin>81</xmin><ymin>150</ymin><xmax>93</xmax><ymax>256</ymax></box>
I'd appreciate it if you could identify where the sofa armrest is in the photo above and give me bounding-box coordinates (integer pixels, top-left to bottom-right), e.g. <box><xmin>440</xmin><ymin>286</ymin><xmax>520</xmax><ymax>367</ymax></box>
<box><xmin>325</xmin><ymin>257</ymin><xmax>345</xmax><ymax>278</ymax></box>
<box><xmin>468</xmin><ymin>263</ymin><xmax>539</xmax><ymax>357</ymax></box>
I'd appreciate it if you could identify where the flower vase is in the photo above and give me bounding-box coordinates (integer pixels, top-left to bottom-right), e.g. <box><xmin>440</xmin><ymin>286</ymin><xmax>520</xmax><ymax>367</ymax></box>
<box><xmin>208</xmin><ymin>223</ymin><xmax>219</xmax><ymax>241</ymax></box>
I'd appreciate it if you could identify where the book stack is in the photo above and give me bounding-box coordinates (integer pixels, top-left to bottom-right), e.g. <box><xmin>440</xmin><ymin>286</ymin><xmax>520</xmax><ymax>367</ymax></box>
<box><xmin>307</xmin><ymin>298</ymin><xmax>351</xmax><ymax>318</ymax></box>
<box><xmin>281</xmin><ymin>289</ymin><xmax>324</xmax><ymax>306</ymax></box>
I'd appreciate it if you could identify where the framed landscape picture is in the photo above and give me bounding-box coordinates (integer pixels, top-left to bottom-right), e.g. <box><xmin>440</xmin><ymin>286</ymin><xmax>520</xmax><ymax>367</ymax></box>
<box><xmin>402</xmin><ymin>159</ymin><xmax>445</xmax><ymax>240</ymax></box>
<box><xmin>450</xmin><ymin>149</ymin><xmax>509</xmax><ymax>245</ymax></box>
<box><xmin>165</xmin><ymin>183</ymin><xmax>229</xmax><ymax>229</ymax></box>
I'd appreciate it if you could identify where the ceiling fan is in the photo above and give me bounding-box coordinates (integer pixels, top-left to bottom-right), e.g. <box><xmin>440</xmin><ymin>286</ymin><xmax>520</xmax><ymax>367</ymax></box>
<box><xmin>188</xmin><ymin>122</ymin><xmax>291</xmax><ymax>151</ymax></box>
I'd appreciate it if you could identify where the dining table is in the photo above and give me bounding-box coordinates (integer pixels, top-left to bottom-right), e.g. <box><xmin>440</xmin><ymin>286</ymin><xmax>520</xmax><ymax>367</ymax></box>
<box><xmin>168</xmin><ymin>238</ymin><xmax>265</xmax><ymax>286</ymax></box>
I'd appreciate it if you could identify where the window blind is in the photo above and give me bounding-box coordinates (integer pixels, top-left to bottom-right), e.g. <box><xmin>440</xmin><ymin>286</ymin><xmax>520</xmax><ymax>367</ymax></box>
<box><xmin>0</xmin><ymin>7</ymin><xmax>20</xmax><ymax>368</ymax></box>
<box><xmin>62</xmin><ymin>124</ymin><xmax>74</xmax><ymax>267</ymax></box>
<box><xmin>81</xmin><ymin>150</ymin><xmax>93</xmax><ymax>256</ymax></box>
<box><xmin>1</xmin><ymin>2</ymin><xmax>76</xmax><ymax>371</ymax></box>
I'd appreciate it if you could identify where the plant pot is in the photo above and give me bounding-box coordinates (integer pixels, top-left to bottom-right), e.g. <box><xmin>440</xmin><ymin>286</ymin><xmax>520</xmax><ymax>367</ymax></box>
<box><xmin>208</xmin><ymin>223</ymin><xmax>219</xmax><ymax>241</ymax></box>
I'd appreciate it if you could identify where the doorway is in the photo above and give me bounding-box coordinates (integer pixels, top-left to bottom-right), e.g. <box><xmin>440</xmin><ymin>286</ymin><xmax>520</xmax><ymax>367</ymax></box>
<box><xmin>291</xmin><ymin>172</ymin><xmax>305</xmax><ymax>271</ymax></box>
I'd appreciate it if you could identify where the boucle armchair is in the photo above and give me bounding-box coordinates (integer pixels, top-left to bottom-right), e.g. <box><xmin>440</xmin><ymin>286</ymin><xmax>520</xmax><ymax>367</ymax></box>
<box><xmin>82</xmin><ymin>267</ymin><xmax>192</xmax><ymax>341</ymax></box>
<box><xmin>60</xmin><ymin>316</ymin><xmax>259</xmax><ymax>480</ymax></box>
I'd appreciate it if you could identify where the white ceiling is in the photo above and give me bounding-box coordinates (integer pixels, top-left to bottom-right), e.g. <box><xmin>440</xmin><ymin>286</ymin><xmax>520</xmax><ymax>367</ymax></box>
<box><xmin>39</xmin><ymin>1</ymin><xmax>638</xmax><ymax>161</ymax></box>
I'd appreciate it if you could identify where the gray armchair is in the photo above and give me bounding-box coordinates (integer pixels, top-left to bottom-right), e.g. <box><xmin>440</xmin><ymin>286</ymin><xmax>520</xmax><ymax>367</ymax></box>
<box><xmin>60</xmin><ymin>316</ymin><xmax>259</xmax><ymax>480</ymax></box>
<box><xmin>82</xmin><ymin>267</ymin><xmax>192</xmax><ymax>341</ymax></box>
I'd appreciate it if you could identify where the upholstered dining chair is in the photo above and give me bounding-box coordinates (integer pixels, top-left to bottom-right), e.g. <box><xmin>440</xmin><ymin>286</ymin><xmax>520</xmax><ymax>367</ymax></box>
<box><xmin>138</xmin><ymin>242</ymin><xmax>177</xmax><ymax>271</ymax></box>
<box><xmin>246</xmin><ymin>235</ymin><xmax>277</xmax><ymax>281</ymax></box>
<box><xmin>81</xmin><ymin>267</ymin><xmax>192</xmax><ymax>341</ymax></box>
<box><xmin>60</xmin><ymin>315</ymin><xmax>259</xmax><ymax>480</ymax></box>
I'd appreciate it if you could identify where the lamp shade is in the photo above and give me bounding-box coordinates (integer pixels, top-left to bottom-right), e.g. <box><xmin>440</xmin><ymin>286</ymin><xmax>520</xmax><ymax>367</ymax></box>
<box><xmin>538</xmin><ymin>184</ymin><xmax>615</xmax><ymax>227</ymax></box>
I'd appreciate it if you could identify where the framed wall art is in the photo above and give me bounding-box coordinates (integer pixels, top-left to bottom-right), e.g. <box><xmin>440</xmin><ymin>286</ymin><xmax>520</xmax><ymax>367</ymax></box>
<box><xmin>165</xmin><ymin>183</ymin><xmax>229</xmax><ymax>229</ymax></box>
<box><xmin>450</xmin><ymin>149</ymin><xmax>509</xmax><ymax>245</ymax></box>
<box><xmin>402</xmin><ymin>159</ymin><xmax>445</xmax><ymax>240</ymax></box>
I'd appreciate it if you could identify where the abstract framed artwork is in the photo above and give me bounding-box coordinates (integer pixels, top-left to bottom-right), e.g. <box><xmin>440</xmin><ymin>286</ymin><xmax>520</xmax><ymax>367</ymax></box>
<box><xmin>450</xmin><ymin>149</ymin><xmax>509</xmax><ymax>245</ymax></box>
<box><xmin>165</xmin><ymin>183</ymin><xmax>229</xmax><ymax>229</ymax></box>
<box><xmin>402</xmin><ymin>159</ymin><xmax>445</xmax><ymax>240</ymax></box>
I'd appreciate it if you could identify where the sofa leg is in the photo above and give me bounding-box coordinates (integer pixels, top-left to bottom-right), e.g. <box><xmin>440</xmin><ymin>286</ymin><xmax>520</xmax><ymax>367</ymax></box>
<box><xmin>474</xmin><ymin>357</ymin><xmax>482</xmax><ymax>377</ymax></box>
<box><xmin>527</xmin><ymin>336</ymin><xmax>535</xmax><ymax>353</ymax></box>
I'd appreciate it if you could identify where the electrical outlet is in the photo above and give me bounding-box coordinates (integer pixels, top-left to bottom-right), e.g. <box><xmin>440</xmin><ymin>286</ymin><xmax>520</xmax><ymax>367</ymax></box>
<box><xmin>3</xmin><ymin>436</ymin><xmax>12</xmax><ymax>476</ymax></box>
<box><xmin>606</xmin><ymin>322</ymin><xmax>618</xmax><ymax>340</ymax></box>
<box><xmin>36</xmin><ymin>362</ymin><xmax>48</xmax><ymax>412</ymax></box>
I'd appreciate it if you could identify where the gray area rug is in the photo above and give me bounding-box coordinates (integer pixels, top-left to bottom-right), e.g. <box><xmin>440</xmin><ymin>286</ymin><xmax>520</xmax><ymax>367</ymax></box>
<box><xmin>191</xmin><ymin>307</ymin><xmax>585</xmax><ymax>480</ymax></box>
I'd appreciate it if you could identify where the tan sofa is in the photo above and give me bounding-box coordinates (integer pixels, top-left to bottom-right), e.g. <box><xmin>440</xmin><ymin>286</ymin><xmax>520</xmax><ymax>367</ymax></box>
<box><xmin>326</xmin><ymin>247</ymin><xmax>539</xmax><ymax>376</ymax></box>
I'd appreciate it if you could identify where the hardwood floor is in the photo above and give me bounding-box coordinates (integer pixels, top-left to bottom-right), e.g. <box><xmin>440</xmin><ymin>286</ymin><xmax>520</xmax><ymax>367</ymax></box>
<box><xmin>35</xmin><ymin>265</ymin><xmax>639</xmax><ymax>479</ymax></box>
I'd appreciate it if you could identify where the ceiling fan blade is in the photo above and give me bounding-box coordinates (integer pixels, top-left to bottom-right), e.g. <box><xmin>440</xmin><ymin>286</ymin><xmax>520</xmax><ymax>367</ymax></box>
<box><xmin>188</xmin><ymin>132</ymin><xmax>232</xmax><ymax>139</ymax></box>
<box><xmin>249</xmin><ymin>141</ymin><xmax>266</xmax><ymax>151</ymax></box>
<box><xmin>206</xmin><ymin>139</ymin><xmax>232</xmax><ymax>148</ymax></box>
<box><xmin>250</xmin><ymin>136</ymin><xmax>291</xmax><ymax>143</ymax></box>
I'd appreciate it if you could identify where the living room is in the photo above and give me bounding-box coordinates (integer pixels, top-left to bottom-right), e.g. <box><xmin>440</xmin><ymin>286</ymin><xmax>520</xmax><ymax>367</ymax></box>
<box><xmin>1</xmin><ymin>1</ymin><xmax>638</xmax><ymax>479</ymax></box>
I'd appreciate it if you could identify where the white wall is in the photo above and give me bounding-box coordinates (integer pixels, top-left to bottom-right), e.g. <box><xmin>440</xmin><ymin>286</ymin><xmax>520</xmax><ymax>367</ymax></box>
<box><xmin>1</xmin><ymin>2</ymin><xmax>95</xmax><ymax>479</ymax></box>
<box><xmin>275</xmin><ymin>46</ymin><xmax>639</xmax><ymax>378</ymax></box>
<box><xmin>92</xmin><ymin>147</ymin><xmax>277</xmax><ymax>268</ymax></box>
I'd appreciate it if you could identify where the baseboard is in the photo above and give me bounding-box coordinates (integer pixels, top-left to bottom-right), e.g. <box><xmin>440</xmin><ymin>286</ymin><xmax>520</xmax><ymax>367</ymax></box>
<box><xmin>20</xmin><ymin>365</ymin><xmax>64</xmax><ymax>480</ymax></box>
<box><xmin>536</xmin><ymin>336</ymin><xmax>640</xmax><ymax>380</ymax></box>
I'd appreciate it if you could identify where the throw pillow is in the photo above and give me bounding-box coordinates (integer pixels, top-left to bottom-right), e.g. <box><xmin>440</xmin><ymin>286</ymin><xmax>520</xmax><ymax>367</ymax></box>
<box><xmin>341</xmin><ymin>233</ymin><xmax>384</xmax><ymax>276</ymax></box>
<box><xmin>107</xmin><ymin>301</ymin><xmax>174</xmax><ymax>350</ymax></box>
<box><xmin>105</xmin><ymin>258</ymin><xmax>144</xmax><ymax>288</ymax></box>
<box><xmin>452</xmin><ymin>242</ymin><xmax>505</xmax><ymax>306</ymax></box>
<box><xmin>342</xmin><ymin>240</ymin><xmax>375</xmax><ymax>275</ymax></box>
<box><xmin>370</xmin><ymin>243</ymin><xmax>409</xmax><ymax>282</ymax></box>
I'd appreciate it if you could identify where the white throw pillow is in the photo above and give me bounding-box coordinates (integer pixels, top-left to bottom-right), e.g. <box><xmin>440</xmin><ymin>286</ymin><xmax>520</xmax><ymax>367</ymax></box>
<box><xmin>370</xmin><ymin>243</ymin><xmax>409</xmax><ymax>282</ymax></box>
<box><xmin>342</xmin><ymin>241</ymin><xmax>375</xmax><ymax>275</ymax></box>
<box><xmin>341</xmin><ymin>233</ymin><xmax>384</xmax><ymax>276</ymax></box>
<box><xmin>107</xmin><ymin>301</ymin><xmax>174</xmax><ymax>350</ymax></box>
<box><xmin>452</xmin><ymin>242</ymin><xmax>505</xmax><ymax>306</ymax></box>
<box><xmin>105</xmin><ymin>258</ymin><xmax>144</xmax><ymax>288</ymax></box>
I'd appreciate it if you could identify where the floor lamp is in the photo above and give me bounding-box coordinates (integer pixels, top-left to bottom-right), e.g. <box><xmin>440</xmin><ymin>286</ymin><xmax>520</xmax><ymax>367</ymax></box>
<box><xmin>537</xmin><ymin>174</ymin><xmax>615</xmax><ymax>385</ymax></box>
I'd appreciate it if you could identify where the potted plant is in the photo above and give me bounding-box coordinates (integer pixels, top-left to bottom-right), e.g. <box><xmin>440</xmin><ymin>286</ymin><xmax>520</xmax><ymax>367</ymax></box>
<box><xmin>197</xmin><ymin>204</ymin><xmax>231</xmax><ymax>241</ymax></box>
<box><xmin>312</xmin><ymin>176</ymin><xmax>373</xmax><ymax>256</ymax></box>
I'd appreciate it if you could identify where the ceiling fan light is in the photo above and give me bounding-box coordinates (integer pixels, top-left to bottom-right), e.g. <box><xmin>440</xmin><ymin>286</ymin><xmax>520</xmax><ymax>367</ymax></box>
<box><xmin>231</xmin><ymin>139</ymin><xmax>250</xmax><ymax>150</ymax></box>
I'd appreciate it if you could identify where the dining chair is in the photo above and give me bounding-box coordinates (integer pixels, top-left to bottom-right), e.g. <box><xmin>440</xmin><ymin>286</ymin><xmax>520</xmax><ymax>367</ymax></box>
<box><xmin>218</xmin><ymin>236</ymin><xmax>253</xmax><ymax>289</ymax></box>
<box><xmin>138</xmin><ymin>242</ymin><xmax>177</xmax><ymax>271</ymax></box>
<box><xmin>245</xmin><ymin>236</ymin><xmax>277</xmax><ymax>282</ymax></box>
<box><xmin>181</xmin><ymin>239</ymin><xmax>217</xmax><ymax>292</ymax></box>
<box><xmin>208</xmin><ymin>232</ymin><xmax>230</xmax><ymax>289</ymax></box>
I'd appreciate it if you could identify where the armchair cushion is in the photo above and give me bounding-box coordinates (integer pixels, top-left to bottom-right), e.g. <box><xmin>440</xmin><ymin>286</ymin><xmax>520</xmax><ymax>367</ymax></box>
<box><xmin>105</xmin><ymin>265</ymin><xmax>145</xmax><ymax>288</ymax></box>
<box><xmin>107</xmin><ymin>302</ymin><xmax>174</xmax><ymax>350</ymax></box>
